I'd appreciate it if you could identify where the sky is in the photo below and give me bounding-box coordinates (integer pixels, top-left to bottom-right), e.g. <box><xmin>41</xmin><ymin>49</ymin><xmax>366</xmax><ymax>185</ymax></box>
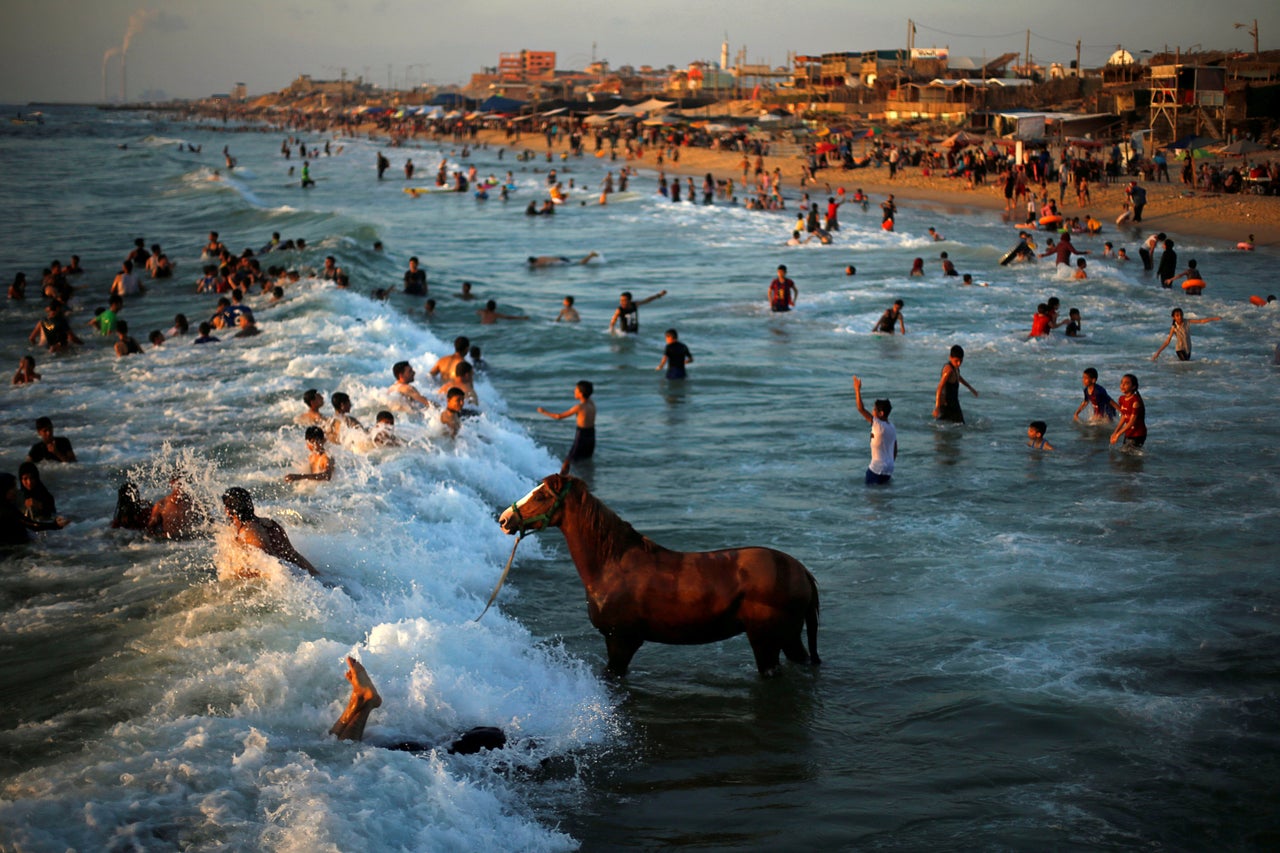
<box><xmin>0</xmin><ymin>0</ymin><xmax>1274</xmax><ymax>104</ymax></box>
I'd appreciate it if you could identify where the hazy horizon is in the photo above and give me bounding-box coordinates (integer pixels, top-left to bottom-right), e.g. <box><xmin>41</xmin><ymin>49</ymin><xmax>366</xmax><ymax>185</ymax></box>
<box><xmin>0</xmin><ymin>0</ymin><xmax>1273</xmax><ymax>104</ymax></box>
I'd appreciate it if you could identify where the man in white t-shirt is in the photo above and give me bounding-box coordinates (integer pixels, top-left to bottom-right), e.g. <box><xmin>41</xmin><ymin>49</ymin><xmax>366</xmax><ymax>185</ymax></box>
<box><xmin>852</xmin><ymin>375</ymin><xmax>897</xmax><ymax>486</ymax></box>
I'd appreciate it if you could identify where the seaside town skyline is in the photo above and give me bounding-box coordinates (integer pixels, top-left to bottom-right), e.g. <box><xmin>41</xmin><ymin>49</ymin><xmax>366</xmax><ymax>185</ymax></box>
<box><xmin>0</xmin><ymin>0</ymin><xmax>1274</xmax><ymax>105</ymax></box>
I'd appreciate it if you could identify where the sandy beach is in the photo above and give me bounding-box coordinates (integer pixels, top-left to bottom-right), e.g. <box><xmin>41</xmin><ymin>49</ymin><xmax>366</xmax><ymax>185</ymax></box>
<box><xmin>472</xmin><ymin>127</ymin><xmax>1280</xmax><ymax>248</ymax></box>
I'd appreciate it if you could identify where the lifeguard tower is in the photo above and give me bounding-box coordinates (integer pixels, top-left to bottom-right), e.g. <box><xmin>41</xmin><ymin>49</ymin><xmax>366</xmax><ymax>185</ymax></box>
<box><xmin>1148</xmin><ymin>63</ymin><xmax>1226</xmax><ymax>143</ymax></box>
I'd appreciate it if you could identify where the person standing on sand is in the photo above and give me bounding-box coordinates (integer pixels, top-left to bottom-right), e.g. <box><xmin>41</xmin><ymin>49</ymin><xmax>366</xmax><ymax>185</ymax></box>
<box><xmin>1126</xmin><ymin>182</ymin><xmax>1147</xmax><ymax>223</ymax></box>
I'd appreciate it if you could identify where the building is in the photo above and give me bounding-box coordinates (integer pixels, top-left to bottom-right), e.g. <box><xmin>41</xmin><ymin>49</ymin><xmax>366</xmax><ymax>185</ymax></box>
<box><xmin>498</xmin><ymin>51</ymin><xmax>557</xmax><ymax>83</ymax></box>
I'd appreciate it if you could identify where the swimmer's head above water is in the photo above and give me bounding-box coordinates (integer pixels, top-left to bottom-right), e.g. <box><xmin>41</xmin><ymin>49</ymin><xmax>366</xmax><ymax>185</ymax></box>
<box><xmin>221</xmin><ymin>487</ymin><xmax>255</xmax><ymax>522</ymax></box>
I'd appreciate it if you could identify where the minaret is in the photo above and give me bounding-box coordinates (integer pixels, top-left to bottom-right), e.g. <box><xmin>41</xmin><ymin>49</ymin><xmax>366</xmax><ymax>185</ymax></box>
<box><xmin>721</xmin><ymin>33</ymin><xmax>729</xmax><ymax>71</ymax></box>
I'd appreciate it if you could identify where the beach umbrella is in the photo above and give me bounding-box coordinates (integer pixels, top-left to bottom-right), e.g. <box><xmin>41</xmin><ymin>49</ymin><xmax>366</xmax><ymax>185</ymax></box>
<box><xmin>1168</xmin><ymin>134</ymin><xmax>1217</xmax><ymax>151</ymax></box>
<box><xmin>941</xmin><ymin>130</ymin><xmax>978</xmax><ymax>149</ymax></box>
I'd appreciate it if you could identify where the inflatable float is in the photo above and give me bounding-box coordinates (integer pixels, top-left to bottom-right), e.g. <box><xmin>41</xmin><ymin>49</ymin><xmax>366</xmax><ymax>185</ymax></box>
<box><xmin>1000</xmin><ymin>241</ymin><xmax>1038</xmax><ymax>266</ymax></box>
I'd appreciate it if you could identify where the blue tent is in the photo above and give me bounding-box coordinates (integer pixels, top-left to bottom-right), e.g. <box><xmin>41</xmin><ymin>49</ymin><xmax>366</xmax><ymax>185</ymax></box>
<box><xmin>478</xmin><ymin>95</ymin><xmax>527</xmax><ymax>113</ymax></box>
<box><xmin>430</xmin><ymin>93</ymin><xmax>474</xmax><ymax>109</ymax></box>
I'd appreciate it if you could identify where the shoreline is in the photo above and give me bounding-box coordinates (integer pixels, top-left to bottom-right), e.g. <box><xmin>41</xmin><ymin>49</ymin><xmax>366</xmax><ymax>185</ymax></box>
<box><xmin>469</xmin><ymin>127</ymin><xmax>1279</xmax><ymax>249</ymax></box>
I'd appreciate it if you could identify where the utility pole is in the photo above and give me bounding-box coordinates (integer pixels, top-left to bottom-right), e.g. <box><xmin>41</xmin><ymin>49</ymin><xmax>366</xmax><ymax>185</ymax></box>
<box><xmin>1025</xmin><ymin>29</ymin><xmax>1031</xmax><ymax>78</ymax></box>
<box><xmin>1234</xmin><ymin>19</ymin><xmax>1259</xmax><ymax>60</ymax></box>
<box><xmin>1076</xmin><ymin>39</ymin><xmax>1082</xmax><ymax>79</ymax></box>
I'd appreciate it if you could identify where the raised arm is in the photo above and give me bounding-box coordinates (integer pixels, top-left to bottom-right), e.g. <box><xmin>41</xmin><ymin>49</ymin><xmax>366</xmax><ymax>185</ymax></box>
<box><xmin>537</xmin><ymin>402</ymin><xmax>581</xmax><ymax>420</ymax></box>
<box><xmin>852</xmin><ymin>376</ymin><xmax>873</xmax><ymax>424</ymax></box>
<box><xmin>635</xmin><ymin>289</ymin><xmax>668</xmax><ymax>306</ymax></box>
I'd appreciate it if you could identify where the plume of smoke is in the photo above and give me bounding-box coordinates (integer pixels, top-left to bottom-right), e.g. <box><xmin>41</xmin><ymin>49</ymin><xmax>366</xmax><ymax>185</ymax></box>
<box><xmin>122</xmin><ymin>8</ymin><xmax>160</xmax><ymax>54</ymax></box>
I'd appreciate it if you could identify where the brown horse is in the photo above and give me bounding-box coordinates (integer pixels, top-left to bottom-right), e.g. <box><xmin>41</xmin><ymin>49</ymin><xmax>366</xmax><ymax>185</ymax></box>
<box><xmin>498</xmin><ymin>474</ymin><xmax>820</xmax><ymax>677</ymax></box>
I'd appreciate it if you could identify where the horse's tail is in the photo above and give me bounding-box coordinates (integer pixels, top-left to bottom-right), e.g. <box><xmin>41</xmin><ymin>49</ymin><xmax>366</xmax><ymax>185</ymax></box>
<box><xmin>805</xmin><ymin>570</ymin><xmax>821</xmax><ymax>665</ymax></box>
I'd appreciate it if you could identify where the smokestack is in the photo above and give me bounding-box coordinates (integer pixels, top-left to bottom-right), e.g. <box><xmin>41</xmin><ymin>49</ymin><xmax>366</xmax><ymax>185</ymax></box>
<box><xmin>122</xmin><ymin>50</ymin><xmax>127</xmax><ymax>103</ymax></box>
<box><xmin>102</xmin><ymin>48</ymin><xmax>119</xmax><ymax>104</ymax></box>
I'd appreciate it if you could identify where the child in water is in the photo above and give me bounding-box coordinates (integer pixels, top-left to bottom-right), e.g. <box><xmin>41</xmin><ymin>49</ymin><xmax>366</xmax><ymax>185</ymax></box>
<box><xmin>285</xmin><ymin>426</ymin><xmax>333</xmax><ymax>483</ymax></box>
<box><xmin>537</xmin><ymin>380</ymin><xmax>596</xmax><ymax>475</ymax></box>
<box><xmin>1152</xmin><ymin>307</ymin><xmax>1222</xmax><ymax>362</ymax></box>
<box><xmin>1027</xmin><ymin>420</ymin><xmax>1054</xmax><ymax>451</ymax></box>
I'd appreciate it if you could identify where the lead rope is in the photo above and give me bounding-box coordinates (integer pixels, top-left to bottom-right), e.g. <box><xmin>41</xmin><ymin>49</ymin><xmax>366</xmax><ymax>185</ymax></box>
<box><xmin>474</xmin><ymin>534</ymin><xmax>522</xmax><ymax>622</ymax></box>
<box><xmin>474</xmin><ymin>481</ymin><xmax>573</xmax><ymax>622</ymax></box>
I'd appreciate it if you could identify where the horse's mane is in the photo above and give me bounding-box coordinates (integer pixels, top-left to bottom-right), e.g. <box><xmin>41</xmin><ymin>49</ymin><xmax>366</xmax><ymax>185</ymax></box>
<box><xmin>568</xmin><ymin>485</ymin><xmax>659</xmax><ymax>562</ymax></box>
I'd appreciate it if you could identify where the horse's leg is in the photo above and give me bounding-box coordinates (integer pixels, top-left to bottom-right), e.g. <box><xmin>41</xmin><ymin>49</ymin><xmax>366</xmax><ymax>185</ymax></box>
<box><xmin>782</xmin><ymin>632</ymin><xmax>810</xmax><ymax>664</ymax></box>
<box><xmin>603</xmin><ymin>631</ymin><xmax>642</xmax><ymax>676</ymax></box>
<box><xmin>746</xmin><ymin>630</ymin><xmax>783</xmax><ymax>677</ymax></box>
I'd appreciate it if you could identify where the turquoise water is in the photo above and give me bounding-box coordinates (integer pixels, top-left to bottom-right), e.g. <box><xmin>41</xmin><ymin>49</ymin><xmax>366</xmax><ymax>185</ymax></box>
<box><xmin>1</xmin><ymin>107</ymin><xmax>1278</xmax><ymax>850</ymax></box>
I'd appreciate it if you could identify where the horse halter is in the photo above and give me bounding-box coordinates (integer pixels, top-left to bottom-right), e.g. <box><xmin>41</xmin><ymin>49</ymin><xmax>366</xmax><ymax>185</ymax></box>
<box><xmin>505</xmin><ymin>478</ymin><xmax>574</xmax><ymax>538</ymax></box>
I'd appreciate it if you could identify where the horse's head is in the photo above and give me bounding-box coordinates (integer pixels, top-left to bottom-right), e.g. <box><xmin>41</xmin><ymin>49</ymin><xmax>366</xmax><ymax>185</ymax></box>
<box><xmin>499</xmin><ymin>474</ymin><xmax>574</xmax><ymax>536</ymax></box>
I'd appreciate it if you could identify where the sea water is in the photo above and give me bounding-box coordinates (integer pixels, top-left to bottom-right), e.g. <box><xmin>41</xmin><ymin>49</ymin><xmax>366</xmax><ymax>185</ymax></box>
<box><xmin>1</xmin><ymin>107</ymin><xmax>1278</xmax><ymax>850</ymax></box>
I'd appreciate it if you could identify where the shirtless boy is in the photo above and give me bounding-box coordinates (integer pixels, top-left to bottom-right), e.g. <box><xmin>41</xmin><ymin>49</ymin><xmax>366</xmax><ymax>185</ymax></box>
<box><xmin>297</xmin><ymin>388</ymin><xmax>326</xmax><ymax>425</ymax></box>
<box><xmin>556</xmin><ymin>296</ymin><xmax>580</xmax><ymax>323</ymax></box>
<box><xmin>389</xmin><ymin>361</ymin><xmax>435</xmax><ymax>410</ymax></box>
<box><xmin>429</xmin><ymin>337</ymin><xmax>470</xmax><ymax>383</ymax></box>
<box><xmin>221</xmin><ymin>487</ymin><xmax>317</xmax><ymax>576</ymax></box>
<box><xmin>148</xmin><ymin>475</ymin><xmax>198</xmax><ymax>539</ymax></box>
<box><xmin>285</xmin><ymin>426</ymin><xmax>333</xmax><ymax>483</ymax></box>
<box><xmin>537</xmin><ymin>380</ymin><xmax>596</xmax><ymax>475</ymax></box>
<box><xmin>477</xmin><ymin>299</ymin><xmax>528</xmax><ymax>324</ymax></box>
